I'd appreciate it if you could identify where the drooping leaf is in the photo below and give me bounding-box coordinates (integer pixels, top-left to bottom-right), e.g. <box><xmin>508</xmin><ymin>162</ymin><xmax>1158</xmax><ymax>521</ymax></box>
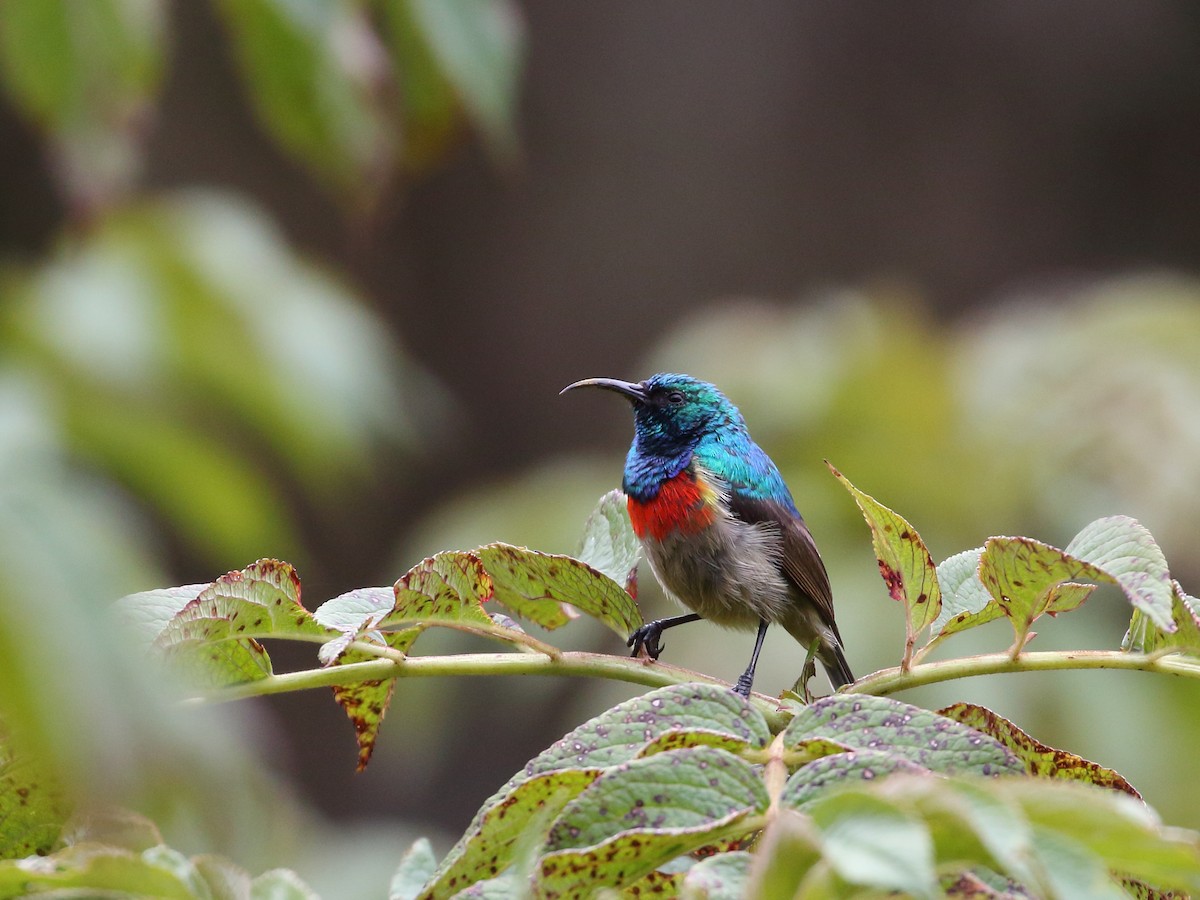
<box><xmin>390</xmin><ymin>838</ymin><xmax>438</xmax><ymax>900</ymax></box>
<box><xmin>1125</xmin><ymin>580</ymin><xmax>1200</xmax><ymax>656</ymax></box>
<box><xmin>977</xmin><ymin>537</ymin><xmax>1113</xmax><ymax>653</ymax></box>
<box><xmin>780</xmin><ymin>694</ymin><xmax>1023</xmax><ymax>779</ymax></box>
<box><xmin>331</xmin><ymin>659</ymin><xmax>397</xmax><ymax>773</ymax></box>
<box><xmin>939</xmin><ymin>703</ymin><xmax>1141</xmax><ymax>797</ymax></box>
<box><xmin>475</xmin><ymin>543</ymin><xmax>643</xmax><ymax>637</ymax></box>
<box><xmin>828</xmin><ymin>464</ymin><xmax>940</xmax><ymax>665</ymax></box>
<box><xmin>1065</xmin><ymin>516</ymin><xmax>1175</xmax><ymax>631</ymax></box>
<box><xmin>113</xmin><ymin>584</ymin><xmax>211</xmax><ymax>644</ymax></box>
<box><xmin>576</xmin><ymin>489</ymin><xmax>640</xmax><ymax>596</ymax></box>
<box><xmin>0</xmin><ymin>0</ymin><xmax>166</xmax><ymax>210</ymax></box>
<box><xmin>215</xmin><ymin>0</ymin><xmax>397</xmax><ymax>202</ymax></box>
<box><xmin>419</xmin><ymin>769</ymin><xmax>602</xmax><ymax>899</ymax></box>
<box><xmin>535</xmin><ymin>747</ymin><xmax>768</xmax><ymax>896</ymax></box>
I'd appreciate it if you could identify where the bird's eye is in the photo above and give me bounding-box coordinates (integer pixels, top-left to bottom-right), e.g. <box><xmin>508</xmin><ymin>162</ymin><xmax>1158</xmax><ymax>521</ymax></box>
<box><xmin>667</xmin><ymin>391</ymin><xmax>685</xmax><ymax>405</ymax></box>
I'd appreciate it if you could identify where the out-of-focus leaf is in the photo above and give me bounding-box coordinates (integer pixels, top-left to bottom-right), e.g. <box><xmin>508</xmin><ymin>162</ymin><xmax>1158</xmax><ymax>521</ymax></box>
<box><xmin>385</xmin><ymin>0</ymin><xmax>523</xmax><ymax>167</ymax></box>
<box><xmin>680</xmin><ymin>850</ymin><xmax>752</xmax><ymax>899</ymax></box>
<box><xmin>742</xmin><ymin>811</ymin><xmax>825</xmax><ymax>899</ymax></box>
<box><xmin>576</xmin><ymin>489</ymin><xmax>640</xmax><ymax>596</ymax></box>
<box><xmin>390</xmin><ymin>837</ymin><xmax>437</xmax><ymax>900</ymax></box>
<box><xmin>938</xmin><ymin>703</ymin><xmax>1141</xmax><ymax>797</ymax></box>
<box><xmin>476</xmin><ymin>543</ymin><xmax>643</xmax><ymax>637</ymax></box>
<box><xmin>215</xmin><ymin>0</ymin><xmax>397</xmax><ymax>202</ymax></box>
<box><xmin>0</xmin><ymin>0</ymin><xmax>166</xmax><ymax>210</ymax></box>
<box><xmin>829</xmin><ymin>464</ymin><xmax>940</xmax><ymax>665</ymax></box>
<box><xmin>0</xmin><ymin>729</ymin><xmax>68</xmax><ymax>859</ymax></box>
<box><xmin>249</xmin><ymin>867</ymin><xmax>321</xmax><ymax>899</ymax></box>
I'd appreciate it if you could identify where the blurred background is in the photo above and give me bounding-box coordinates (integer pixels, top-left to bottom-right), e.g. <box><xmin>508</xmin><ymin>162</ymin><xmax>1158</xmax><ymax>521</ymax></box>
<box><xmin>2</xmin><ymin>0</ymin><xmax>1200</xmax><ymax>893</ymax></box>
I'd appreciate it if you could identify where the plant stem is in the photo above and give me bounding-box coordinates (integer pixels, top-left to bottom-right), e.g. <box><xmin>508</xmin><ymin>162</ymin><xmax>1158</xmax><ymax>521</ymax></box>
<box><xmin>848</xmin><ymin>649</ymin><xmax>1200</xmax><ymax>696</ymax></box>
<box><xmin>191</xmin><ymin>650</ymin><xmax>795</xmax><ymax>730</ymax></box>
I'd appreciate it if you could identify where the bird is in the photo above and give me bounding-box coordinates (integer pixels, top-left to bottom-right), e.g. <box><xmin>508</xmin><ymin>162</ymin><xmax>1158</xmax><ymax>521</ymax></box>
<box><xmin>561</xmin><ymin>373</ymin><xmax>853</xmax><ymax>697</ymax></box>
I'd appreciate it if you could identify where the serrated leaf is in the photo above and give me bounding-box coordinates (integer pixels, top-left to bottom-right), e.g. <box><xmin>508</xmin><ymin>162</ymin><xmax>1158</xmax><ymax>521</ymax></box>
<box><xmin>828</xmin><ymin>464</ymin><xmax>940</xmax><ymax>665</ymax></box>
<box><xmin>535</xmin><ymin>747</ymin><xmax>768</xmax><ymax>896</ymax></box>
<box><xmin>0</xmin><ymin>731</ymin><xmax>69</xmax><ymax>858</ymax></box>
<box><xmin>977</xmin><ymin>537</ymin><xmax>1115</xmax><ymax>653</ymax></box>
<box><xmin>314</xmin><ymin>586</ymin><xmax>396</xmax><ymax>665</ymax></box>
<box><xmin>331</xmin><ymin>657</ymin><xmax>396</xmax><ymax>773</ymax></box>
<box><xmin>805</xmin><ymin>791</ymin><xmax>939</xmax><ymax>899</ymax></box>
<box><xmin>156</xmin><ymin>559</ymin><xmax>331</xmax><ymax>688</ymax></box>
<box><xmin>390</xmin><ymin>837</ymin><xmax>437</xmax><ymax>900</ymax></box>
<box><xmin>939</xmin><ymin>703</ymin><xmax>1141</xmax><ymax>798</ymax></box>
<box><xmin>1066</xmin><ymin>516</ymin><xmax>1175</xmax><ymax>631</ymax></box>
<box><xmin>780</xmin><ymin>694</ymin><xmax>1023</xmax><ymax>780</ymax></box>
<box><xmin>193</xmin><ymin>853</ymin><xmax>254</xmax><ymax>900</ymax></box>
<box><xmin>680</xmin><ymin>850</ymin><xmax>752</xmax><ymax>900</ymax></box>
<box><xmin>113</xmin><ymin>584</ymin><xmax>211</xmax><ymax>643</ymax></box>
<box><xmin>576</xmin><ymin>489</ymin><xmax>640</xmax><ymax>595</ymax></box>
<box><xmin>475</xmin><ymin>543</ymin><xmax>643</xmax><ymax>637</ymax></box>
<box><xmin>514</xmin><ymin>683</ymin><xmax>770</xmax><ymax>789</ymax></box>
<box><xmin>928</xmin><ymin>548</ymin><xmax>1001</xmax><ymax>642</ymax></box>
<box><xmin>419</xmin><ymin>769</ymin><xmax>601</xmax><ymax>899</ymax></box>
<box><xmin>215</xmin><ymin>0</ymin><xmax>397</xmax><ymax>203</ymax></box>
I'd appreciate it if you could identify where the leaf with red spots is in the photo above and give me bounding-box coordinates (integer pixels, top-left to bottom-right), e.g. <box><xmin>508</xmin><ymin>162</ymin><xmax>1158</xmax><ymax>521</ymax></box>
<box><xmin>475</xmin><ymin>542</ymin><xmax>643</xmax><ymax>637</ymax></box>
<box><xmin>828</xmin><ymin>464</ymin><xmax>940</xmax><ymax>668</ymax></box>
<box><xmin>977</xmin><ymin>537</ymin><xmax>1112</xmax><ymax>655</ymax></box>
<box><xmin>331</xmin><ymin>661</ymin><xmax>396</xmax><ymax>773</ymax></box>
<box><xmin>1125</xmin><ymin>580</ymin><xmax>1200</xmax><ymax>657</ymax></box>
<box><xmin>633</xmin><ymin>728</ymin><xmax>758</xmax><ymax>761</ymax></box>
<box><xmin>1066</xmin><ymin>516</ymin><xmax>1175</xmax><ymax>631</ymax></box>
<box><xmin>576</xmin><ymin>489</ymin><xmax>640</xmax><ymax>600</ymax></box>
<box><xmin>0</xmin><ymin>729</ymin><xmax>68</xmax><ymax>858</ymax></box>
<box><xmin>938</xmin><ymin>703</ymin><xmax>1141</xmax><ymax>798</ymax></box>
<box><xmin>534</xmin><ymin>747</ymin><xmax>769</xmax><ymax>897</ymax></box>
<box><xmin>156</xmin><ymin>559</ymin><xmax>332</xmax><ymax>688</ymax></box>
<box><xmin>780</xmin><ymin>694</ymin><xmax>1023</xmax><ymax>783</ymax></box>
<box><xmin>418</xmin><ymin>768</ymin><xmax>603</xmax><ymax>899</ymax></box>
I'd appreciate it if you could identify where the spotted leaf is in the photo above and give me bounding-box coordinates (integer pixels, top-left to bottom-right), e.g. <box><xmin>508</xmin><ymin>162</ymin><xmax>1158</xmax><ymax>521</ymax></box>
<box><xmin>576</xmin><ymin>489</ymin><xmax>640</xmax><ymax>598</ymax></box>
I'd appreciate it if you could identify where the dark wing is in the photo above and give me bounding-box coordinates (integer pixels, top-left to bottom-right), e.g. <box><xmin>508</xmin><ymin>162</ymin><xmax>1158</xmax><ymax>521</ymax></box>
<box><xmin>726</xmin><ymin>492</ymin><xmax>843</xmax><ymax>641</ymax></box>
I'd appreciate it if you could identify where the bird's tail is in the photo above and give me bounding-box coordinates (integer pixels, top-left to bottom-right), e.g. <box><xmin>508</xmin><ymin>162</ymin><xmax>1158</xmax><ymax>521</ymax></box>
<box><xmin>820</xmin><ymin>641</ymin><xmax>855</xmax><ymax>690</ymax></box>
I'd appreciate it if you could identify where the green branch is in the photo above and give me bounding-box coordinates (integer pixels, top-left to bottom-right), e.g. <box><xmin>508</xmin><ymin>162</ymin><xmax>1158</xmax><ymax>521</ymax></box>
<box><xmin>848</xmin><ymin>649</ymin><xmax>1200</xmax><ymax>696</ymax></box>
<box><xmin>191</xmin><ymin>649</ymin><xmax>795</xmax><ymax>731</ymax></box>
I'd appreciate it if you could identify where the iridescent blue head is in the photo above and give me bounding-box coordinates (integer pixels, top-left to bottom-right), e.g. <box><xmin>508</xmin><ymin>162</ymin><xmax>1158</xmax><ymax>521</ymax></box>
<box><xmin>560</xmin><ymin>373</ymin><xmax>745</xmax><ymax>459</ymax></box>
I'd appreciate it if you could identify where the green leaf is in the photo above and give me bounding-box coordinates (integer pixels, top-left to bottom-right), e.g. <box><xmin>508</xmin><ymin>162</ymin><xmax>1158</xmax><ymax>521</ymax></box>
<box><xmin>535</xmin><ymin>747</ymin><xmax>767</xmax><ymax>896</ymax></box>
<box><xmin>215</xmin><ymin>0</ymin><xmax>396</xmax><ymax>201</ymax></box>
<box><xmin>113</xmin><ymin>584</ymin><xmax>211</xmax><ymax>644</ymax></box>
<box><xmin>156</xmin><ymin>559</ymin><xmax>331</xmax><ymax>688</ymax></box>
<box><xmin>781</xmin><ymin>749</ymin><xmax>929</xmax><ymax>809</ymax></box>
<box><xmin>828</xmin><ymin>464</ymin><xmax>940</xmax><ymax>664</ymax></box>
<box><xmin>780</xmin><ymin>694</ymin><xmax>1023</xmax><ymax>779</ymax></box>
<box><xmin>513</xmin><ymin>683</ymin><xmax>770</xmax><ymax>789</ymax></box>
<box><xmin>680</xmin><ymin>850</ymin><xmax>752</xmax><ymax>900</ymax></box>
<box><xmin>313</xmin><ymin>586</ymin><xmax>397</xmax><ymax>665</ymax></box>
<box><xmin>927</xmin><ymin>548</ymin><xmax>1002</xmax><ymax>642</ymax></box>
<box><xmin>1065</xmin><ymin>516</ymin><xmax>1175</xmax><ymax>631</ymax></box>
<box><xmin>420</xmin><ymin>769</ymin><xmax>601</xmax><ymax>898</ymax></box>
<box><xmin>634</xmin><ymin>729</ymin><xmax>758</xmax><ymax>761</ymax></box>
<box><xmin>977</xmin><ymin>537</ymin><xmax>1113</xmax><ymax>653</ymax></box>
<box><xmin>0</xmin><ymin>844</ymin><xmax>197</xmax><ymax>898</ymax></box>
<box><xmin>398</xmin><ymin>0</ymin><xmax>523</xmax><ymax>161</ymax></box>
<box><xmin>576</xmin><ymin>489</ymin><xmax>640</xmax><ymax>595</ymax></box>
<box><xmin>938</xmin><ymin>703</ymin><xmax>1141</xmax><ymax>797</ymax></box>
<box><xmin>1125</xmin><ymin>580</ymin><xmax>1200</xmax><ymax>656</ymax></box>
<box><xmin>1028</xmin><ymin>826</ymin><xmax>1129</xmax><ymax>900</ymax></box>
<box><xmin>0</xmin><ymin>0</ymin><xmax>165</xmax><ymax>209</ymax></box>
<box><xmin>475</xmin><ymin>543</ymin><xmax>643</xmax><ymax>637</ymax></box>
<box><xmin>330</xmin><ymin>659</ymin><xmax>396</xmax><ymax>773</ymax></box>
<box><xmin>805</xmin><ymin>791</ymin><xmax>939</xmax><ymax>899</ymax></box>
<box><xmin>0</xmin><ymin>730</ymin><xmax>69</xmax><ymax>858</ymax></box>
<box><xmin>742</xmin><ymin>811</ymin><xmax>825</xmax><ymax>899</ymax></box>
<box><xmin>391</xmin><ymin>839</ymin><xmax>437</xmax><ymax>900</ymax></box>
<box><xmin>249</xmin><ymin>867</ymin><xmax>320</xmax><ymax>899</ymax></box>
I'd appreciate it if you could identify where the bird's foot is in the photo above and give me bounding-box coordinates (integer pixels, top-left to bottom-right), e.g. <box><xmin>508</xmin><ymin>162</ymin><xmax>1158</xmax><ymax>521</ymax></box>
<box><xmin>627</xmin><ymin>621</ymin><xmax>666</xmax><ymax>660</ymax></box>
<box><xmin>732</xmin><ymin>673</ymin><xmax>754</xmax><ymax>698</ymax></box>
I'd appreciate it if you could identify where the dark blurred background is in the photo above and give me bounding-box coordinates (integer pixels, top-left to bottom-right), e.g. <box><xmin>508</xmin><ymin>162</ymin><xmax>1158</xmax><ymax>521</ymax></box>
<box><xmin>3</xmin><ymin>1</ymin><xmax>1200</xmax><ymax>894</ymax></box>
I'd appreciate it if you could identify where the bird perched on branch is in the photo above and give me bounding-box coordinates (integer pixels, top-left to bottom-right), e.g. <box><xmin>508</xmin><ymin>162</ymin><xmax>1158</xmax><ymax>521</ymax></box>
<box><xmin>561</xmin><ymin>373</ymin><xmax>853</xmax><ymax>697</ymax></box>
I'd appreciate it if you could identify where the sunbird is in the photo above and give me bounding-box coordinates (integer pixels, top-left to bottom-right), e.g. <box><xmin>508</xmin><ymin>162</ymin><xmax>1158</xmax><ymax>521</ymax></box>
<box><xmin>562</xmin><ymin>373</ymin><xmax>853</xmax><ymax>697</ymax></box>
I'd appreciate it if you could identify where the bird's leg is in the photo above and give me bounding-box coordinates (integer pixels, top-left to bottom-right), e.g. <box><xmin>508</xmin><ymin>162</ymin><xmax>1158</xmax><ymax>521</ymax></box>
<box><xmin>733</xmin><ymin>619</ymin><xmax>770</xmax><ymax>698</ymax></box>
<box><xmin>627</xmin><ymin>613</ymin><xmax>703</xmax><ymax>660</ymax></box>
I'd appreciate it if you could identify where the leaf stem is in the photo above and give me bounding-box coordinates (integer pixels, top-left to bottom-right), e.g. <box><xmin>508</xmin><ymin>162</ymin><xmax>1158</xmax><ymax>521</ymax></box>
<box><xmin>848</xmin><ymin>649</ymin><xmax>1200</xmax><ymax>696</ymax></box>
<box><xmin>189</xmin><ymin>650</ymin><xmax>794</xmax><ymax>730</ymax></box>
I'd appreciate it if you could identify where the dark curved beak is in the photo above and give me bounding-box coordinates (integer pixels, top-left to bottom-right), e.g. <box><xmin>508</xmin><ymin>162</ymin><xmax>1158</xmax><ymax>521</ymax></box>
<box><xmin>560</xmin><ymin>377</ymin><xmax>647</xmax><ymax>403</ymax></box>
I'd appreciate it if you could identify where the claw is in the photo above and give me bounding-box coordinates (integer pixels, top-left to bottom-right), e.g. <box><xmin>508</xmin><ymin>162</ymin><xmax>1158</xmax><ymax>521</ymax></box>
<box><xmin>732</xmin><ymin>675</ymin><xmax>753</xmax><ymax>698</ymax></box>
<box><xmin>627</xmin><ymin>622</ymin><xmax>665</xmax><ymax>660</ymax></box>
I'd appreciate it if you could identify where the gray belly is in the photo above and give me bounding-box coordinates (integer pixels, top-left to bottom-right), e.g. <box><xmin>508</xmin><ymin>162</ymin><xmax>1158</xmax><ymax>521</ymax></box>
<box><xmin>641</xmin><ymin>515</ymin><xmax>796</xmax><ymax>629</ymax></box>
